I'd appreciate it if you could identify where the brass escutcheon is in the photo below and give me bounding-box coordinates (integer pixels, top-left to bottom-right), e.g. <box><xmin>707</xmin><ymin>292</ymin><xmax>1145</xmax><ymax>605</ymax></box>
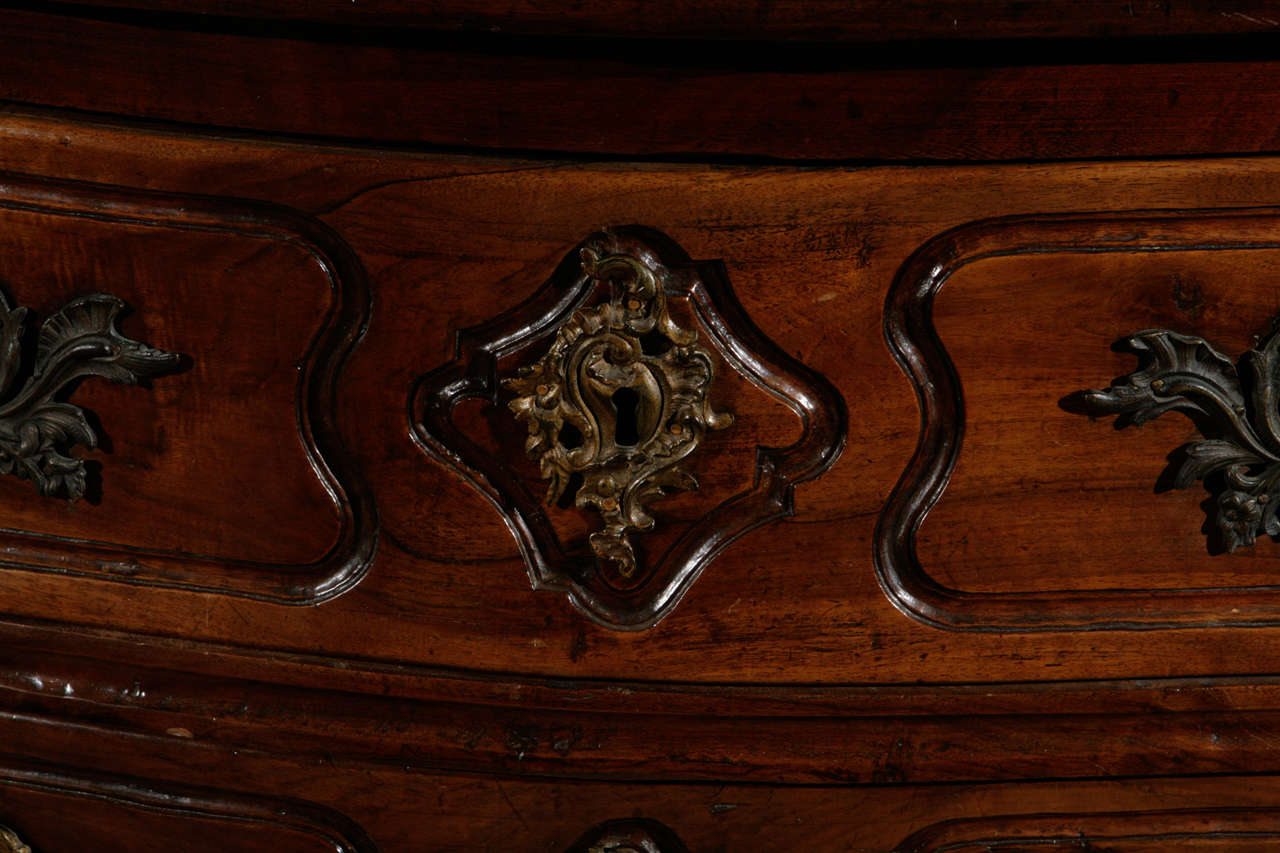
<box><xmin>504</xmin><ymin>247</ymin><xmax>732</xmax><ymax>576</ymax></box>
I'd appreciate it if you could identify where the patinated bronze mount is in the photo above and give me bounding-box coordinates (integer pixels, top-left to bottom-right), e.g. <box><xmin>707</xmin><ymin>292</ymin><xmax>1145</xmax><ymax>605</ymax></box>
<box><xmin>0</xmin><ymin>292</ymin><xmax>180</xmax><ymax>502</ymax></box>
<box><xmin>503</xmin><ymin>247</ymin><xmax>732</xmax><ymax>577</ymax></box>
<box><xmin>1077</xmin><ymin>322</ymin><xmax>1280</xmax><ymax>552</ymax></box>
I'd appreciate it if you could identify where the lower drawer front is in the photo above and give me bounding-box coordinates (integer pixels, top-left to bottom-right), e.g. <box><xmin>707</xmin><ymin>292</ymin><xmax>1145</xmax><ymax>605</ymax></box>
<box><xmin>0</xmin><ymin>765</ymin><xmax>373</xmax><ymax>853</ymax></box>
<box><xmin>4</xmin><ymin>742</ymin><xmax>1280</xmax><ymax>852</ymax></box>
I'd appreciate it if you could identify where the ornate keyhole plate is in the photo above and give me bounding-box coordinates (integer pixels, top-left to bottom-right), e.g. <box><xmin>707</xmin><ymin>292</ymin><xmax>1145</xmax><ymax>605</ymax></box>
<box><xmin>412</xmin><ymin>227</ymin><xmax>845</xmax><ymax>630</ymax></box>
<box><xmin>503</xmin><ymin>247</ymin><xmax>733</xmax><ymax>577</ymax></box>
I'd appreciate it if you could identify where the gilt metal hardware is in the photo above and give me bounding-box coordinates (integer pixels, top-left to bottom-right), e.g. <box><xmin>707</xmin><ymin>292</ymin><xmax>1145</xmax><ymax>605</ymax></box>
<box><xmin>503</xmin><ymin>247</ymin><xmax>732</xmax><ymax>576</ymax></box>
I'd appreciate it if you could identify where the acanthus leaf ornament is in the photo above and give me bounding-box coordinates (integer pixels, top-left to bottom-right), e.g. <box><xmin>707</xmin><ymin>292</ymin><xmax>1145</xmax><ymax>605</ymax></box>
<box><xmin>0</xmin><ymin>292</ymin><xmax>181</xmax><ymax>501</ymax></box>
<box><xmin>1076</xmin><ymin>321</ymin><xmax>1280</xmax><ymax>552</ymax></box>
<box><xmin>502</xmin><ymin>247</ymin><xmax>732</xmax><ymax>577</ymax></box>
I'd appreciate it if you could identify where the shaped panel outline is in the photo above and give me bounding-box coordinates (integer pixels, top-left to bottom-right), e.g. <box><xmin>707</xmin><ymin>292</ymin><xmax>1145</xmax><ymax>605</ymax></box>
<box><xmin>878</xmin><ymin>207</ymin><xmax>1280</xmax><ymax>631</ymax></box>
<box><xmin>0</xmin><ymin>171</ymin><xmax>376</xmax><ymax>604</ymax></box>
<box><xmin>0</xmin><ymin>755</ymin><xmax>378</xmax><ymax>852</ymax></box>
<box><xmin>412</xmin><ymin>226</ymin><xmax>846</xmax><ymax>630</ymax></box>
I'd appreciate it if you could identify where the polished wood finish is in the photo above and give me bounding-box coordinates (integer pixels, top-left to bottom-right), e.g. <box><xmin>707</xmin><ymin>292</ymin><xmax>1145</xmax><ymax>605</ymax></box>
<box><xmin>11</xmin><ymin>111</ymin><xmax>1280</xmax><ymax>684</ymax></box>
<box><xmin>5</xmin><ymin>5</ymin><xmax>1280</xmax><ymax>850</ymax></box>
<box><xmin>13</xmin><ymin>9</ymin><xmax>1280</xmax><ymax>162</ymax></box>
<box><xmin>0</xmin><ymin>757</ymin><xmax>376</xmax><ymax>853</ymax></box>
<box><xmin>51</xmin><ymin>0</ymin><xmax>1280</xmax><ymax>40</ymax></box>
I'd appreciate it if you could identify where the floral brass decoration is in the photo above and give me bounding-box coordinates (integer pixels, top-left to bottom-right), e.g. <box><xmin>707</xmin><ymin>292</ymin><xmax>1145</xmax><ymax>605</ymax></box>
<box><xmin>0</xmin><ymin>292</ymin><xmax>180</xmax><ymax>501</ymax></box>
<box><xmin>0</xmin><ymin>825</ymin><xmax>30</xmax><ymax>853</ymax></box>
<box><xmin>503</xmin><ymin>248</ymin><xmax>732</xmax><ymax>576</ymax></box>
<box><xmin>1077</xmin><ymin>321</ymin><xmax>1280</xmax><ymax>551</ymax></box>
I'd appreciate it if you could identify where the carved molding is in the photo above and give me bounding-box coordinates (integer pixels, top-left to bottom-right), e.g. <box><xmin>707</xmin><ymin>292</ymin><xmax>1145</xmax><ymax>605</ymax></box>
<box><xmin>0</xmin><ymin>757</ymin><xmax>376</xmax><ymax>852</ymax></box>
<box><xmin>0</xmin><ymin>292</ymin><xmax>180</xmax><ymax>501</ymax></box>
<box><xmin>894</xmin><ymin>807</ymin><xmax>1280</xmax><ymax>852</ymax></box>
<box><xmin>565</xmin><ymin>819</ymin><xmax>690</xmax><ymax>853</ymax></box>
<box><xmin>0</xmin><ymin>171</ymin><xmax>376</xmax><ymax>604</ymax></box>
<box><xmin>878</xmin><ymin>208</ymin><xmax>1280</xmax><ymax>631</ymax></box>
<box><xmin>1076</xmin><ymin>322</ymin><xmax>1280</xmax><ymax>552</ymax></box>
<box><xmin>0</xmin><ymin>827</ymin><xmax>29</xmax><ymax>853</ymax></box>
<box><xmin>413</xmin><ymin>226</ymin><xmax>846</xmax><ymax>630</ymax></box>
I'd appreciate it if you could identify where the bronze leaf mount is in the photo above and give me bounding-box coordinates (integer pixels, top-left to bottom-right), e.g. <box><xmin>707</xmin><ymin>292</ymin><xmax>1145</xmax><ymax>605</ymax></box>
<box><xmin>412</xmin><ymin>227</ymin><xmax>846</xmax><ymax>630</ymax></box>
<box><xmin>1074</xmin><ymin>318</ymin><xmax>1280</xmax><ymax>553</ymax></box>
<box><xmin>0</xmin><ymin>291</ymin><xmax>181</xmax><ymax>502</ymax></box>
<box><xmin>503</xmin><ymin>246</ymin><xmax>733</xmax><ymax>577</ymax></box>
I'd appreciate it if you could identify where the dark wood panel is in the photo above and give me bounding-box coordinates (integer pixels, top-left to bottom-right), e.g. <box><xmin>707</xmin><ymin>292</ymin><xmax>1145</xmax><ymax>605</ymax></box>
<box><xmin>0</xmin><ymin>171</ymin><xmax>375</xmax><ymax>602</ymax></box>
<box><xmin>881</xmin><ymin>210</ymin><xmax>1280</xmax><ymax>631</ymax></box>
<box><xmin>42</xmin><ymin>0</ymin><xmax>1280</xmax><ymax>42</ymax></box>
<box><xmin>11</xmin><ymin>9</ymin><xmax>1280</xmax><ymax>161</ymax></box>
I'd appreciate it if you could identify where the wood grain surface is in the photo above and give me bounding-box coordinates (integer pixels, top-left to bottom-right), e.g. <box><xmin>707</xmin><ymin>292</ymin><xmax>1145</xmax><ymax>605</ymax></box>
<box><xmin>11</xmin><ymin>9</ymin><xmax>1280</xmax><ymax>161</ymax></box>
<box><xmin>0</xmin><ymin>171</ymin><xmax>374</xmax><ymax>601</ymax></box>
<box><xmin>4</xmin><ymin>109</ymin><xmax>1280</xmax><ymax>691</ymax></box>
<box><xmin>0</xmin><ymin>757</ymin><xmax>376</xmax><ymax>853</ymax></box>
<box><xmin>43</xmin><ymin>0</ymin><xmax>1280</xmax><ymax>41</ymax></box>
<box><xmin>6</xmin><ymin>701</ymin><xmax>1280</xmax><ymax>853</ymax></box>
<box><xmin>11</xmin><ymin>4</ymin><xmax>1280</xmax><ymax>850</ymax></box>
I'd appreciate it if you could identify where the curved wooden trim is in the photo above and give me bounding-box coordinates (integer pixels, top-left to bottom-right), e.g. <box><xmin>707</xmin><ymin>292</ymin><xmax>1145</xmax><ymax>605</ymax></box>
<box><xmin>0</xmin><ymin>755</ymin><xmax>378</xmax><ymax>852</ymax></box>
<box><xmin>412</xmin><ymin>226</ymin><xmax>845</xmax><ymax>630</ymax></box>
<box><xmin>878</xmin><ymin>207</ymin><xmax>1280</xmax><ymax>631</ymax></box>
<box><xmin>22</xmin><ymin>624</ymin><xmax>1280</xmax><ymax>785</ymax></box>
<box><xmin>0</xmin><ymin>171</ymin><xmax>377</xmax><ymax>604</ymax></box>
<box><xmin>895</xmin><ymin>807</ymin><xmax>1280</xmax><ymax>852</ymax></box>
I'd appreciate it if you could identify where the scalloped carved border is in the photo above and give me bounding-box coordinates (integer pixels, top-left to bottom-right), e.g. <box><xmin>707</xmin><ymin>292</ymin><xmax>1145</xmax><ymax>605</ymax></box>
<box><xmin>894</xmin><ymin>807</ymin><xmax>1280</xmax><ymax>851</ymax></box>
<box><xmin>412</xmin><ymin>226</ymin><xmax>846</xmax><ymax>630</ymax></box>
<box><xmin>877</xmin><ymin>207</ymin><xmax>1280</xmax><ymax>631</ymax></box>
<box><xmin>0</xmin><ymin>756</ymin><xmax>377</xmax><ymax>852</ymax></box>
<box><xmin>0</xmin><ymin>171</ymin><xmax>376</xmax><ymax>604</ymax></box>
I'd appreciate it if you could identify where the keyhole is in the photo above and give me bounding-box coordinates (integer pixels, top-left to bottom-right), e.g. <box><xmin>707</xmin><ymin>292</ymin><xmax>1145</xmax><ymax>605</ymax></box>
<box><xmin>557</xmin><ymin>422</ymin><xmax>583</xmax><ymax>450</ymax></box>
<box><xmin>612</xmin><ymin>387</ymin><xmax>640</xmax><ymax>446</ymax></box>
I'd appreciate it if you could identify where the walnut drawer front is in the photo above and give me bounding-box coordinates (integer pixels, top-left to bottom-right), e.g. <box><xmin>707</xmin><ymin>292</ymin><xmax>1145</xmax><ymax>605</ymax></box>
<box><xmin>7</xmin><ymin>109</ymin><xmax>1280</xmax><ymax>850</ymax></box>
